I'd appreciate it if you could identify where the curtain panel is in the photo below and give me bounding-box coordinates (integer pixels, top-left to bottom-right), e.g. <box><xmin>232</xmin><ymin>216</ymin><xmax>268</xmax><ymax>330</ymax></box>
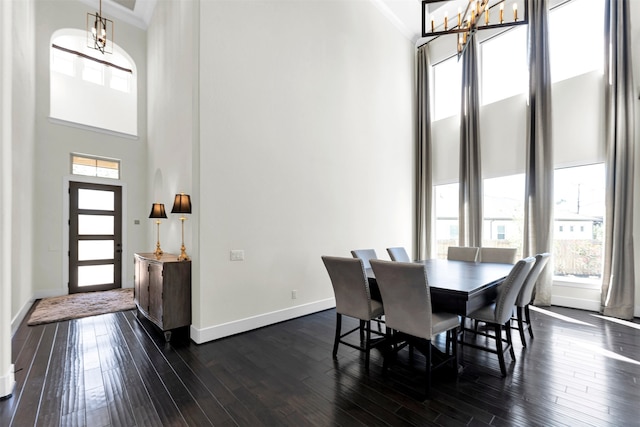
<box><xmin>458</xmin><ymin>36</ymin><xmax>483</xmax><ymax>248</ymax></box>
<box><xmin>524</xmin><ymin>0</ymin><xmax>554</xmax><ymax>306</ymax></box>
<box><xmin>601</xmin><ymin>0</ymin><xmax>635</xmax><ymax>319</ymax></box>
<box><xmin>416</xmin><ymin>45</ymin><xmax>433</xmax><ymax>260</ymax></box>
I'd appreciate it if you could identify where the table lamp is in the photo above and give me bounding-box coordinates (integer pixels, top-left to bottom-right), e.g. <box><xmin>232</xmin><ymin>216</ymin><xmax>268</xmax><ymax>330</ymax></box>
<box><xmin>149</xmin><ymin>203</ymin><xmax>167</xmax><ymax>259</ymax></box>
<box><xmin>171</xmin><ymin>193</ymin><xmax>192</xmax><ymax>261</ymax></box>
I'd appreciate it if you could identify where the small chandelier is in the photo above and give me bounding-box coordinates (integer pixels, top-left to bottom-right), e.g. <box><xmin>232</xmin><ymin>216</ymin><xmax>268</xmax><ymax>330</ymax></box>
<box><xmin>87</xmin><ymin>0</ymin><xmax>113</xmax><ymax>54</ymax></box>
<box><xmin>422</xmin><ymin>0</ymin><xmax>529</xmax><ymax>57</ymax></box>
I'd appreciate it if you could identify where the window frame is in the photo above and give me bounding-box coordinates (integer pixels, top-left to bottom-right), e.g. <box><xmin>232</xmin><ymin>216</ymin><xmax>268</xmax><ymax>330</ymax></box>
<box><xmin>71</xmin><ymin>154</ymin><xmax>121</xmax><ymax>180</ymax></box>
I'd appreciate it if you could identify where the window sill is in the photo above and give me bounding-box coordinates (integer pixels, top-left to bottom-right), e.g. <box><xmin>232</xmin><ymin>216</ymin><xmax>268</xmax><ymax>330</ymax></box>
<box><xmin>553</xmin><ymin>276</ymin><xmax>601</xmax><ymax>290</ymax></box>
<box><xmin>49</xmin><ymin>117</ymin><xmax>138</xmax><ymax>140</ymax></box>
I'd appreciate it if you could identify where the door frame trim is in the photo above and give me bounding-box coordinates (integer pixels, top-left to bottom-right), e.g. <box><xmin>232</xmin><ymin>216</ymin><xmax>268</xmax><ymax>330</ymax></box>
<box><xmin>62</xmin><ymin>175</ymin><xmax>128</xmax><ymax>297</ymax></box>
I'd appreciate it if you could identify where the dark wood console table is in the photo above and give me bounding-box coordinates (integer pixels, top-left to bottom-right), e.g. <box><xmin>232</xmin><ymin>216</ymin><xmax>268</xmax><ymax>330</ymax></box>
<box><xmin>134</xmin><ymin>253</ymin><xmax>191</xmax><ymax>341</ymax></box>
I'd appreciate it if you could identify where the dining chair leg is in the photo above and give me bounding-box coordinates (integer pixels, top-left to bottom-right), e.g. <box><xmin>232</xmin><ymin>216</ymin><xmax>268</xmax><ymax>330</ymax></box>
<box><xmin>445</xmin><ymin>332</ymin><xmax>451</xmax><ymax>355</ymax></box>
<box><xmin>505</xmin><ymin>321</ymin><xmax>516</xmax><ymax>360</ymax></box>
<box><xmin>365</xmin><ymin>320</ymin><xmax>371</xmax><ymax>371</ymax></box>
<box><xmin>516</xmin><ymin>306</ymin><xmax>527</xmax><ymax>347</ymax></box>
<box><xmin>450</xmin><ymin>329</ymin><xmax>459</xmax><ymax>374</ymax></box>
<box><xmin>359</xmin><ymin>320</ymin><xmax>365</xmax><ymax>343</ymax></box>
<box><xmin>425</xmin><ymin>340</ymin><xmax>432</xmax><ymax>398</ymax></box>
<box><xmin>333</xmin><ymin>313</ymin><xmax>342</xmax><ymax>359</ymax></box>
<box><xmin>525</xmin><ymin>305</ymin><xmax>534</xmax><ymax>338</ymax></box>
<box><xmin>494</xmin><ymin>323</ymin><xmax>507</xmax><ymax>377</ymax></box>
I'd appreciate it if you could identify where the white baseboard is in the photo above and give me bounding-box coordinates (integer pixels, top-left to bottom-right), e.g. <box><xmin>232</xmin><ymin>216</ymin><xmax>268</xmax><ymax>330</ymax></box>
<box><xmin>33</xmin><ymin>289</ymin><xmax>67</xmax><ymax>300</ymax></box>
<box><xmin>0</xmin><ymin>364</ymin><xmax>15</xmax><ymax>399</ymax></box>
<box><xmin>190</xmin><ymin>298</ymin><xmax>336</xmax><ymax>344</ymax></box>
<box><xmin>551</xmin><ymin>295</ymin><xmax>601</xmax><ymax>312</ymax></box>
<box><xmin>11</xmin><ymin>299</ymin><xmax>34</xmax><ymax>336</ymax></box>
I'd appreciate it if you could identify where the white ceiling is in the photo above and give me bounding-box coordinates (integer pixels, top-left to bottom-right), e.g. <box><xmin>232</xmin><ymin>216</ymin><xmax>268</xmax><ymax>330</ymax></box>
<box><xmin>78</xmin><ymin>0</ymin><xmax>475</xmax><ymax>45</ymax></box>
<box><xmin>376</xmin><ymin>0</ymin><xmax>487</xmax><ymax>44</ymax></box>
<box><xmin>78</xmin><ymin>0</ymin><xmax>156</xmax><ymax>29</ymax></box>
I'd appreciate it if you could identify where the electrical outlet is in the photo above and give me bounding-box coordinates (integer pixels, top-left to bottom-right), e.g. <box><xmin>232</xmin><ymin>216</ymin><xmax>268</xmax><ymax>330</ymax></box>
<box><xmin>230</xmin><ymin>250</ymin><xmax>244</xmax><ymax>261</ymax></box>
<box><xmin>291</xmin><ymin>290</ymin><xmax>297</xmax><ymax>299</ymax></box>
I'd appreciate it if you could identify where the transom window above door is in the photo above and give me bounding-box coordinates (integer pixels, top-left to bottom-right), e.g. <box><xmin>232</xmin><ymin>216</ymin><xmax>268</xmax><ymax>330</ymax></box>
<box><xmin>71</xmin><ymin>154</ymin><xmax>120</xmax><ymax>180</ymax></box>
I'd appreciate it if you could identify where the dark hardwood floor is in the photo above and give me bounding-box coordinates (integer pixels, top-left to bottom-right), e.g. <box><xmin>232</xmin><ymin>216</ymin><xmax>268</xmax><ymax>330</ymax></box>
<box><xmin>1</xmin><ymin>304</ymin><xmax>639</xmax><ymax>426</ymax></box>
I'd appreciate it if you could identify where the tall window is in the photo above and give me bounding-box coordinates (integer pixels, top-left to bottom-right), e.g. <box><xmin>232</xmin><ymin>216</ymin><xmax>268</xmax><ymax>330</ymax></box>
<box><xmin>483</xmin><ymin>174</ymin><xmax>525</xmax><ymax>257</ymax></box>
<box><xmin>553</xmin><ymin>163</ymin><xmax>605</xmax><ymax>280</ymax></box>
<box><xmin>434</xmin><ymin>183</ymin><xmax>459</xmax><ymax>258</ymax></box>
<box><xmin>549</xmin><ymin>0</ymin><xmax>604</xmax><ymax>83</ymax></box>
<box><xmin>432</xmin><ymin>56</ymin><xmax>462</xmax><ymax>121</ymax></box>
<box><xmin>481</xmin><ymin>26</ymin><xmax>528</xmax><ymax>105</ymax></box>
<box><xmin>50</xmin><ymin>29</ymin><xmax>138</xmax><ymax>136</ymax></box>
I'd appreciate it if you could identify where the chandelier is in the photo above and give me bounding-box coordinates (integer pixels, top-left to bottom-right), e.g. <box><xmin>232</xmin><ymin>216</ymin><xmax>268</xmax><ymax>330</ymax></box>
<box><xmin>422</xmin><ymin>0</ymin><xmax>529</xmax><ymax>56</ymax></box>
<box><xmin>87</xmin><ymin>0</ymin><xmax>114</xmax><ymax>54</ymax></box>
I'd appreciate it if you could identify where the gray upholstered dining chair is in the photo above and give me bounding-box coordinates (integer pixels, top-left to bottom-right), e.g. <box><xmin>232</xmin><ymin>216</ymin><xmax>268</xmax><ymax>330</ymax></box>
<box><xmin>321</xmin><ymin>256</ymin><xmax>385</xmax><ymax>371</ymax></box>
<box><xmin>513</xmin><ymin>253</ymin><xmax>551</xmax><ymax>347</ymax></box>
<box><xmin>369</xmin><ymin>259</ymin><xmax>459</xmax><ymax>397</ymax></box>
<box><xmin>460</xmin><ymin>257</ymin><xmax>535</xmax><ymax>377</ymax></box>
<box><xmin>447</xmin><ymin>246</ymin><xmax>479</xmax><ymax>262</ymax></box>
<box><xmin>479</xmin><ymin>247</ymin><xmax>517</xmax><ymax>264</ymax></box>
<box><xmin>386</xmin><ymin>247</ymin><xmax>411</xmax><ymax>262</ymax></box>
<box><xmin>350</xmin><ymin>249</ymin><xmax>378</xmax><ymax>269</ymax></box>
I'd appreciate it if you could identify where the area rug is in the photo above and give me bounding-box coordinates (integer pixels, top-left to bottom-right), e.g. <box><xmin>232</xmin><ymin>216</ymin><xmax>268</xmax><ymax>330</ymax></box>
<box><xmin>27</xmin><ymin>288</ymin><xmax>135</xmax><ymax>326</ymax></box>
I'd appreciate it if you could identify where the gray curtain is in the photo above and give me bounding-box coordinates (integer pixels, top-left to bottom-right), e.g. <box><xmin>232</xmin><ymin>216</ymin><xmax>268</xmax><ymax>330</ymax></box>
<box><xmin>524</xmin><ymin>0</ymin><xmax>554</xmax><ymax>306</ymax></box>
<box><xmin>601</xmin><ymin>0</ymin><xmax>635</xmax><ymax>319</ymax></box>
<box><xmin>417</xmin><ymin>45</ymin><xmax>433</xmax><ymax>260</ymax></box>
<box><xmin>459</xmin><ymin>36</ymin><xmax>482</xmax><ymax>248</ymax></box>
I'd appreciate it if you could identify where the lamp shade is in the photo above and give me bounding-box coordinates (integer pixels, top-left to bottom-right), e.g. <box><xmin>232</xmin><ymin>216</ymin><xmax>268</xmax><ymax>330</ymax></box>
<box><xmin>149</xmin><ymin>203</ymin><xmax>167</xmax><ymax>219</ymax></box>
<box><xmin>171</xmin><ymin>193</ymin><xmax>192</xmax><ymax>214</ymax></box>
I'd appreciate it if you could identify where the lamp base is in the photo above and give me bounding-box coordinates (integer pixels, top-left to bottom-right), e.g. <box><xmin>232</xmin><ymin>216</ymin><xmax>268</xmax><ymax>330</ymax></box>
<box><xmin>178</xmin><ymin>244</ymin><xmax>190</xmax><ymax>262</ymax></box>
<box><xmin>154</xmin><ymin>243</ymin><xmax>163</xmax><ymax>259</ymax></box>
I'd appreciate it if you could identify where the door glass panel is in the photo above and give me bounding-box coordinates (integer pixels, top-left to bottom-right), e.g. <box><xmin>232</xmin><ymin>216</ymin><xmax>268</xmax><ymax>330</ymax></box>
<box><xmin>78</xmin><ymin>264</ymin><xmax>114</xmax><ymax>287</ymax></box>
<box><xmin>78</xmin><ymin>214</ymin><xmax>114</xmax><ymax>235</ymax></box>
<box><xmin>78</xmin><ymin>189</ymin><xmax>114</xmax><ymax>211</ymax></box>
<box><xmin>78</xmin><ymin>240</ymin><xmax>114</xmax><ymax>261</ymax></box>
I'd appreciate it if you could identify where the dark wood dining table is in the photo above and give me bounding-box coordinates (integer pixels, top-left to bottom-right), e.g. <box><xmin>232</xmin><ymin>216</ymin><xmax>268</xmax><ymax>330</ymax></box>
<box><xmin>366</xmin><ymin>259</ymin><xmax>514</xmax><ymax>316</ymax></box>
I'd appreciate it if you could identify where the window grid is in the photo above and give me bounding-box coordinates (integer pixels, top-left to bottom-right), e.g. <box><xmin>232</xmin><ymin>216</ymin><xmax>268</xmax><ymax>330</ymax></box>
<box><xmin>71</xmin><ymin>154</ymin><xmax>120</xmax><ymax>180</ymax></box>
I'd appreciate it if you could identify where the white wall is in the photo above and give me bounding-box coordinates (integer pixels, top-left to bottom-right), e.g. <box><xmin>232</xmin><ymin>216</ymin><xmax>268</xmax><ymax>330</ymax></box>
<box><xmin>146</xmin><ymin>0</ymin><xmax>197</xmax><ymax>320</ymax></box>
<box><xmin>10</xmin><ymin>0</ymin><xmax>37</xmax><ymax>333</ymax></box>
<box><xmin>190</xmin><ymin>0</ymin><xmax>415</xmax><ymax>342</ymax></box>
<box><xmin>1</xmin><ymin>0</ymin><xmax>36</xmax><ymax>399</ymax></box>
<box><xmin>0</xmin><ymin>0</ymin><xmax>15</xmax><ymax>400</ymax></box>
<box><xmin>32</xmin><ymin>0</ymin><xmax>148</xmax><ymax>299</ymax></box>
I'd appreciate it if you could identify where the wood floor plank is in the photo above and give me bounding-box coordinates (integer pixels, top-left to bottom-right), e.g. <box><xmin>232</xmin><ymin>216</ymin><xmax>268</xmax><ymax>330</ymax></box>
<box><xmin>114</xmin><ymin>312</ymin><xmax>188</xmax><ymax>426</ymax></box>
<box><xmin>10</xmin><ymin>324</ymin><xmax>57</xmax><ymax>426</ymax></box>
<box><xmin>36</xmin><ymin>321</ymin><xmax>70</xmax><ymax>425</ymax></box>
<box><xmin>0</xmin><ymin>325</ymin><xmax>45</xmax><ymax>425</ymax></box>
<box><xmin>2</xmin><ymin>305</ymin><xmax>640</xmax><ymax>426</ymax></box>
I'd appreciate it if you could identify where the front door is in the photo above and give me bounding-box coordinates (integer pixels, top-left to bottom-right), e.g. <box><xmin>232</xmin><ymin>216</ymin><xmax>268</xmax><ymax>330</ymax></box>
<box><xmin>69</xmin><ymin>181</ymin><xmax>122</xmax><ymax>293</ymax></box>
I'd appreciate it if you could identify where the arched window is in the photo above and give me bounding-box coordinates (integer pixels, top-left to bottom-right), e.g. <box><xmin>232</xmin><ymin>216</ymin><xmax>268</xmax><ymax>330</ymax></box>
<box><xmin>50</xmin><ymin>29</ymin><xmax>137</xmax><ymax>136</ymax></box>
